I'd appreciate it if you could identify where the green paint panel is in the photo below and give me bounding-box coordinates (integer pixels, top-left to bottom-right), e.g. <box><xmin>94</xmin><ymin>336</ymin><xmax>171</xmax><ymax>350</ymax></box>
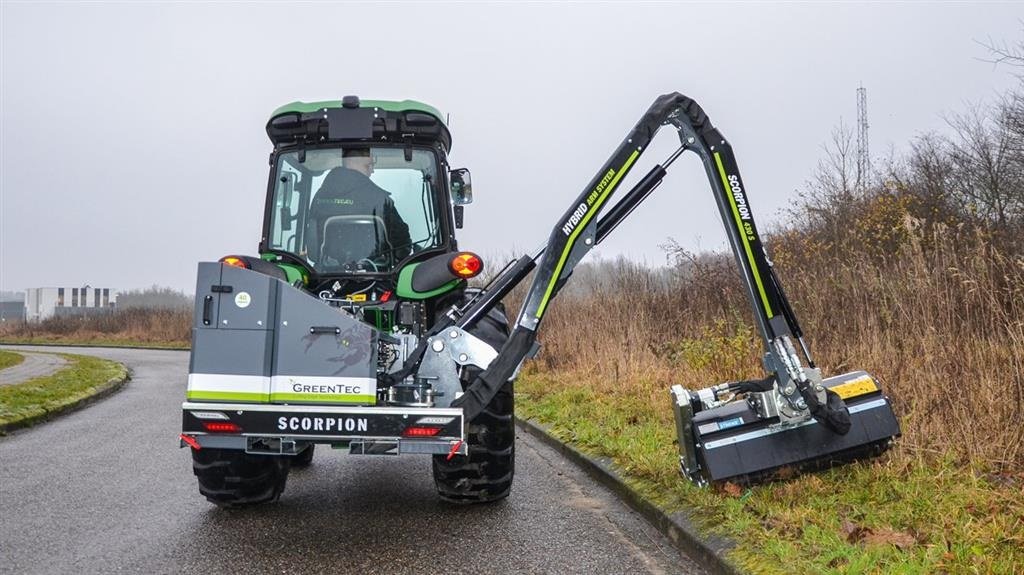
<box><xmin>260</xmin><ymin>254</ymin><xmax>308</xmax><ymax>285</ymax></box>
<box><xmin>396</xmin><ymin>262</ymin><xmax>462</xmax><ymax>300</ymax></box>
<box><xmin>187</xmin><ymin>391</ymin><xmax>267</xmax><ymax>402</ymax></box>
<box><xmin>276</xmin><ymin>263</ymin><xmax>307</xmax><ymax>285</ymax></box>
<box><xmin>713</xmin><ymin>153</ymin><xmax>774</xmax><ymax>318</ymax></box>
<box><xmin>536</xmin><ymin>150</ymin><xmax>641</xmax><ymax>318</ymax></box>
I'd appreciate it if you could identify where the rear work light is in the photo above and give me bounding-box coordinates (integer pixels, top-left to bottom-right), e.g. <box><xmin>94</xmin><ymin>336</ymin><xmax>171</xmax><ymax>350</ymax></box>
<box><xmin>449</xmin><ymin>252</ymin><xmax>483</xmax><ymax>278</ymax></box>
<box><xmin>402</xmin><ymin>426</ymin><xmax>443</xmax><ymax>438</ymax></box>
<box><xmin>220</xmin><ymin>256</ymin><xmax>249</xmax><ymax>269</ymax></box>
<box><xmin>202</xmin><ymin>421</ymin><xmax>242</xmax><ymax>434</ymax></box>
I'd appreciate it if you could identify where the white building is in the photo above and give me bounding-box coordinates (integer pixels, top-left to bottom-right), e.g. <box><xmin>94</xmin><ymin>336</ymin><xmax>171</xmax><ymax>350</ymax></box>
<box><xmin>25</xmin><ymin>286</ymin><xmax>118</xmax><ymax>322</ymax></box>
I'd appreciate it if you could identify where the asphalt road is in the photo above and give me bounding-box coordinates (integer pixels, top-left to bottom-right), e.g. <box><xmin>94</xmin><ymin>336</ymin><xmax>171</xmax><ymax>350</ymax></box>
<box><xmin>0</xmin><ymin>350</ymin><xmax>68</xmax><ymax>385</ymax></box>
<box><xmin>0</xmin><ymin>346</ymin><xmax>706</xmax><ymax>574</ymax></box>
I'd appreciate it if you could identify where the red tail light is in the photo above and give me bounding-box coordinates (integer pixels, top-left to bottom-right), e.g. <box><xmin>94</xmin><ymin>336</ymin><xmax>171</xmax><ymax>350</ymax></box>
<box><xmin>402</xmin><ymin>426</ymin><xmax>442</xmax><ymax>437</ymax></box>
<box><xmin>449</xmin><ymin>252</ymin><xmax>482</xmax><ymax>278</ymax></box>
<box><xmin>220</xmin><ymin>256</ymin><xmax>249</xmax><ymax>269</ymax></box>
<box><xmin>202</xmin><ymin>421</ymin><xmax>242</xmax><ymax>433</ymax></box>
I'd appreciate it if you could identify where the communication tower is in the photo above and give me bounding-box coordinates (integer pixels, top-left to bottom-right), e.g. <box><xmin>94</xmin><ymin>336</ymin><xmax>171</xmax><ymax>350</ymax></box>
<box><xmin>856</xmin><ymin>85</ymin><xmax>870</xmax><ymax>191</ymax></box>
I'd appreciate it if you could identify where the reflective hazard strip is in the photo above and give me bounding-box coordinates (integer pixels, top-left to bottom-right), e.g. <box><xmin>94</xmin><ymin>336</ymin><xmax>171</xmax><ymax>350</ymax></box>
<box><xmin>535</xmin><ymin>149</ymin><xmax>641</xmax><ymax>318</ymax></box>
<box><xmin>188</xmin><ymin>373</ymin><xmax>267</xmax><ymax>392</ymax></box>
<box><xmin>187</xmin><ymin>373</ymin><xmax>268</xmax><ymax>401</ymax></box>
<box><xmin>702</xmin><ymin>398</ymin><xmax>889</xmax><ymax>450</ymax></box>
<box><xmin>713</xmin><ymin>152</ymin><xmax>774</xmax><ymax>318</ymax></box>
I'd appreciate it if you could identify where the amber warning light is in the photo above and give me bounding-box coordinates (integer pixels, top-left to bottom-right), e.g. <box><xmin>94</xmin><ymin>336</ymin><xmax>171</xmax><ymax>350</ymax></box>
<box><xmin>220</xmin><ymin>256</ymin><xmax>249</xmax><ymax>269</ymax></box>
<box><xmin>449</xmin><ymin>252</ymin><xmax>483</xmax><ymax>278</ymax></box>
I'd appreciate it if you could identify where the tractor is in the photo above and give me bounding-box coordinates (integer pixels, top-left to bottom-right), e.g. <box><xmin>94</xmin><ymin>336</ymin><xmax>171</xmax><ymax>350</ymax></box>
<box><xmin>180</xmin><ymin>93</ymin><xmax>899</xmax><ymax>507</ymax></box>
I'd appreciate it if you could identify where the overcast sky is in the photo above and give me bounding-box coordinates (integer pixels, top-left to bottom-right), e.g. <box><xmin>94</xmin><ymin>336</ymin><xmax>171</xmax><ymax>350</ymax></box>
<box><xmin>2</xmin><ymin>2</ymin><xmax>1021</xmax><ymax>293</ymax></box>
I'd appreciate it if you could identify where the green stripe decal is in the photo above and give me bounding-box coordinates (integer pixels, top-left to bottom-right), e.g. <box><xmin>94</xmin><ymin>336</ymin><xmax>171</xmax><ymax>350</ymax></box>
<box><xmin>187</xmin><ymin>391</ymin><xmax>377</xmax><ymax>404</ymax></box>
<box><xmin>713</xmin><ymin>152</ymin><xmax>774</xmax><ymax>318</ymax></box>
<box><xmin>536</xmin><ymin>150</ymin><xmax>641</xmax><ymax>318</ymax></box>
<box><xmin>269</xmin><ymin>393</ymin><xmax>377</xmax><ymax>404</ymax></box>
<box><xmin>187</xmin><ymin>391</ymin><xmax>267</xmax><ymax>402</ymax></box>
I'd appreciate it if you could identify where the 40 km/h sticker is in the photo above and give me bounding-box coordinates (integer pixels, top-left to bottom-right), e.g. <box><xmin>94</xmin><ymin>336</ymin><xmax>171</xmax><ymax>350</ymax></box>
<box><xmin>234</xmin><ymin>291</ymin><xmax>252</xmax><ymax>308</ymax></box>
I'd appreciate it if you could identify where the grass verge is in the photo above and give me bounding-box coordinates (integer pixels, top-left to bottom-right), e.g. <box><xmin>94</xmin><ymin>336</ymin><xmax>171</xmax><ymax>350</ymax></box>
<box><xmin>0</xmin><ymin>353</ymin><xmax>129</xmax><ymax>432</ymax></box>
<box><xmin>517</xmin><ymin>371</ymin><xmax>1023</xmax><ymax>575</ymax></box>
<box><xmin>0</xmin><ymin>350</ymin><xmax>25</xmax><ymax>371</ymax></box>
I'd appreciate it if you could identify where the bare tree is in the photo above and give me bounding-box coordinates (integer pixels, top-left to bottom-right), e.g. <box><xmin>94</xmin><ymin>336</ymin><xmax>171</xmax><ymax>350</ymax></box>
<box><xmin>981</xmin><ymin>30</ymin><xmax>1024</xmax><ymax>71</ymax></box>
<box><xmin>945</xmin><ymin>104</ymin><xmax>1024</xmax><ymax>228</ymax></box>
<box><xmin>117</xmin><ymin>285</ymin><xmax>192</xmax><ymax>310</ymax></box>
<box><xmin>906</xmin><ymin>133</ymin><xmax>958</xmax><ymax>215</ymax></box>
<box><xmin>790</xmin><ymin>121</ymin><xmax>860</xmax><ymax>241</ymax></box>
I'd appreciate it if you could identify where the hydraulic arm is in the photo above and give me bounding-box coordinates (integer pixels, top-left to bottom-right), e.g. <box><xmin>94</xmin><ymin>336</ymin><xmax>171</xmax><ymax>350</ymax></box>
<box><xmin>446</xmin><ymin>92</ymin><xmax>850</xmax><ymax>437</ymax></box>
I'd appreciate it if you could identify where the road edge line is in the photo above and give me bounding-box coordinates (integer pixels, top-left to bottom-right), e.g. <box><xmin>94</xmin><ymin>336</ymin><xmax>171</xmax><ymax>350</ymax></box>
<box><xmin>515</xmin><ymin>416</ymin><xmax>744</xmax><ymax>575</ymax></box>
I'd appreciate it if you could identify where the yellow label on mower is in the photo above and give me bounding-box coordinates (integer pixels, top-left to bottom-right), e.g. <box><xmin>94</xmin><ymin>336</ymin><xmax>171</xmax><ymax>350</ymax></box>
<box><xmin>830</xmin><ymin>376</ymin><xmax>878</xmax><ymax>399</ymax></box>
<box><xmin>347</xmin><ymin>293</ymin><xmax>368</xmax><ymax>302</ymax></box>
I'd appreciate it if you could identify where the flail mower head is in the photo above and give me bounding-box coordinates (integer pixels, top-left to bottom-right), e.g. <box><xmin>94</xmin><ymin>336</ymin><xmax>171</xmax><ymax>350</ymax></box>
<box><xmin>671</xmin><ymin>370</ymin><xmax>900</xmax><ymax>486</ymax></box>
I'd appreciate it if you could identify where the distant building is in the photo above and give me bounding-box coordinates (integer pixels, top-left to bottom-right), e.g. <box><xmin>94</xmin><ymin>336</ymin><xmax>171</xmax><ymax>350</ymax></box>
<box><xmin>25</xmin><ymin>286</ymin><xmax>118</xmax><ymax>322</ymax></box>
<box><xmin>0</xmin><ymin>300</ymin><xmax>25</xmax><ymax>323</ymax></box>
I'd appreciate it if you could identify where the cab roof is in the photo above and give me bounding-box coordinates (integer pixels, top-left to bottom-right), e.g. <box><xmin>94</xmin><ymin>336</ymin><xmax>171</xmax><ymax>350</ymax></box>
<box><xmin>267</xmin><ymin>97</ymin><xmax>451</xmax><ymax>152</ymax></box>
<box><xmin>270</xmin><ymin>99</ymin><xmax>446</xmax><ymax>127</ymax></box>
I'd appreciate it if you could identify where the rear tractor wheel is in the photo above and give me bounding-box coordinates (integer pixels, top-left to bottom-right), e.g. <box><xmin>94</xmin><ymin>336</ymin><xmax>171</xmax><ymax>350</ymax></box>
<box><xmin>431</xmin><ymin>305</ymin><xmax>515</xmax><ymax>504</ymax></box>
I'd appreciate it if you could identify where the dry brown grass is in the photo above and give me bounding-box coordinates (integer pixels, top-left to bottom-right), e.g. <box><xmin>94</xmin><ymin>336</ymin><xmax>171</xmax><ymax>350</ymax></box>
<box><xmin>513</xmin><ymin>230</ymin><xmax>1024</xmax><ymax>469</ymax></box>
<box><xmin>0</xmin><ymin>307</ymin><xmax>191</xmax><ymax>347</ymax></box>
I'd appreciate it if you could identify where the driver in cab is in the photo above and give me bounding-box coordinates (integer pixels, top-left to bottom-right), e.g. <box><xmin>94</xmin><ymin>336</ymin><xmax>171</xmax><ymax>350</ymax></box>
<box><xmin>306</xmin><ymin>148</ymin><xmax>413</xmax><ymax>268</ymax></box>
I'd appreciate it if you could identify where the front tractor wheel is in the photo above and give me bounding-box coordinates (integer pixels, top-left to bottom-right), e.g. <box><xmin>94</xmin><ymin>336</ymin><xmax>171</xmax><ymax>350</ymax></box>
<box><xmin>431</xmin><ymin>307</ymin><xmax>515</xmax><ymax>504</ymax></box>
<box><xmin>191</xmin><ymin>448</ymin><xmax>291</xmax><ymax>508</ymax></box>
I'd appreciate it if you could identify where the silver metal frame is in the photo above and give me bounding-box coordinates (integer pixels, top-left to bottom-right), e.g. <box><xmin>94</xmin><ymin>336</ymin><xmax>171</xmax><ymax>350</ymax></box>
<box><xmin>415</xmin><ymin>326</ymin><xmax>499</xmax><ymax>407</ymax></box>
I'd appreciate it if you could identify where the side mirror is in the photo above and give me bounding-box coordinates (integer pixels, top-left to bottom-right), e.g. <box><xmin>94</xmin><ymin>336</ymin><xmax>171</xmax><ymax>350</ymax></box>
<box><xmin>454</xmin><ymin>205</ymin><xmax>465</xmax><ymax>229</ymax></box>
<box><xmin>450</xmin><ymin>168</ymin><xmax>473</xmax><ymax>205</ymax></box>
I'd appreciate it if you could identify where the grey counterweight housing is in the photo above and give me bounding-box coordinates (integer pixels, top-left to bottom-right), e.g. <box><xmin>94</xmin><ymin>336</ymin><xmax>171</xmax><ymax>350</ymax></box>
<box><xmin>188</xmin><ymin>263</ymin><xmax>378</xmax><ymax>405</ymax></box>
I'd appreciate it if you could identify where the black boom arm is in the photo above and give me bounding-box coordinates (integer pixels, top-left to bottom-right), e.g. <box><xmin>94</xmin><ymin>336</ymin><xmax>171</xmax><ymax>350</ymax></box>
<box><xmin>451</xmin><ymin>92</ymin><xmax>823</xmax><ymax>423</ymax></box>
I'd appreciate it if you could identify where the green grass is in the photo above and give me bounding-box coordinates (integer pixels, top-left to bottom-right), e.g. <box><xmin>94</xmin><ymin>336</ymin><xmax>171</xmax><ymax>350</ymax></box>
<box><xmin>0</xmin><ymin>349</ymin><xmax>25</xmax><ymax>371</ymax></box>
<box><xmin>0</xmin><ymin>353</ymin><xmax>128</xmax><ymax>429</ymax></box>
<box><xmin>517</xmin><ymin>371</ymin><xmax>1024</xmax><ymax>574</ymax></box>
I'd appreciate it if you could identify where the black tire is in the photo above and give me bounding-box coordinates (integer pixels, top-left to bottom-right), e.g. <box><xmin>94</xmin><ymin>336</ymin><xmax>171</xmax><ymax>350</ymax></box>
<box><xmin>191</xmin><ymin>448</ymin><xmax>290</xmax><ymax>508</ymax></box>
<box><xmin>432</xmin><ymin>305</ymin><xmax>515</xmax><ymax>504</ymax></box>
<box><xmin>291</xmin><ymin>444</ymin><xmax>315</xmax><ymax>468</ymax></box>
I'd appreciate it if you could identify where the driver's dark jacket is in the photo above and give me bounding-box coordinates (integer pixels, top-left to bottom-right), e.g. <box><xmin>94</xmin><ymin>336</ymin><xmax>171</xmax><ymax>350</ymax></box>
<box><xmin>307</xmin><ymin>167</ymin><xmax>412</xmax><ymax>262</ymax></box>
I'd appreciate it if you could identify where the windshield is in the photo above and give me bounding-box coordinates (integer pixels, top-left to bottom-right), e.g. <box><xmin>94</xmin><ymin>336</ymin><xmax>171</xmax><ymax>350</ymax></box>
<box><xmin>268</xmin><ymin>147</ymin><xmax>444</xmax><ymax>274</ymax></box>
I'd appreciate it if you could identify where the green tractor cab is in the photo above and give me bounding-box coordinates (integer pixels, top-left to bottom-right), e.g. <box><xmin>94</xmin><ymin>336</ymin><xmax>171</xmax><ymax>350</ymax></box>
<box><xmin>257</xmin><ymin>96</ymin><xmax>477</xmax><ymax>331</ymax></box>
